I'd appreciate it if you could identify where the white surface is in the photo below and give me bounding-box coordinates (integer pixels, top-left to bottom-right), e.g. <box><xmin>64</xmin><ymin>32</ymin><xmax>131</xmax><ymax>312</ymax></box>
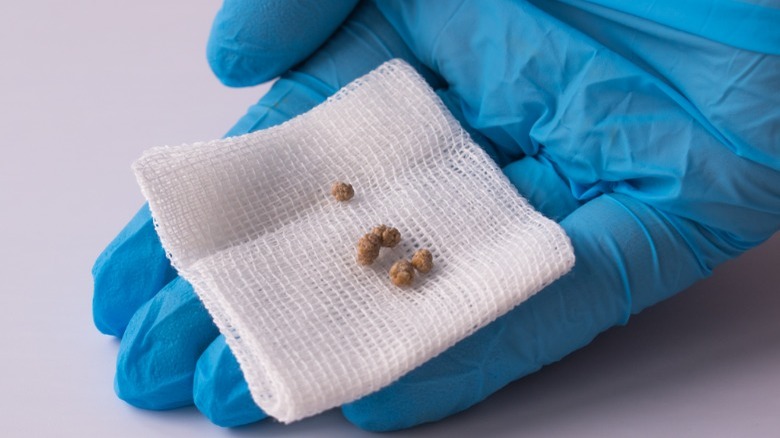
<box><xmin>0</xmin><ymin>1</ymin><xmax>778</xmax><ymax>437</ymax></box>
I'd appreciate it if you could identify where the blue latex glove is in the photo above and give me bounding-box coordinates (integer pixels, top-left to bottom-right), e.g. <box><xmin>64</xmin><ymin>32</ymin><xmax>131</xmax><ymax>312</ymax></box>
<box><xmin>93</xmin><ymin>0</ymin><xmax>780</xmax><ymax>431</ymax></box>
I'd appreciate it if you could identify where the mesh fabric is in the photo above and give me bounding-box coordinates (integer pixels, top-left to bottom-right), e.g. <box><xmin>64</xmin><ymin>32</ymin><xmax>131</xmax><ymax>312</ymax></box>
<box><xmin>133</xmin><ymin>60</ymin><xmax>575</xmax><ymax>423</ymax></box>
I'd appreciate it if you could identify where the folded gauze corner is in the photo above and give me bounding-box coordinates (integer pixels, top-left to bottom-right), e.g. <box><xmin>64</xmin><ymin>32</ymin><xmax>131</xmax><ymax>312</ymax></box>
<box><xmin>133</xmin><ymin>59</ymin><xmax>575</xmax><ymax>423</ymax></box>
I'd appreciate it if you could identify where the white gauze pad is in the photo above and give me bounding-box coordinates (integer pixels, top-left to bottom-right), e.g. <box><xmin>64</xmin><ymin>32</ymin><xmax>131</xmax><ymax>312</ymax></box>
<box><xmin>133</xmin><ymin>59</ymin><xmax>575</xmax><ymax>423</ymax></box>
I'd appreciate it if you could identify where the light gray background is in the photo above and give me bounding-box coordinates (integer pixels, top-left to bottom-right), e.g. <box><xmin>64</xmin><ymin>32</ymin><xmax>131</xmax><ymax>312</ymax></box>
<box><xmin>1</xmin><ymin>2</ymin><xmax>778</xmax><ymax>437</ymax></box>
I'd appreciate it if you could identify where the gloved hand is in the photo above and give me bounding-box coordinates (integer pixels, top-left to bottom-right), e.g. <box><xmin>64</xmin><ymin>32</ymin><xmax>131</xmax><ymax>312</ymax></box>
<box><xmin>93</xmin><ymin>0</ymin><xmax>780</xmax><ymax>431</ymax></box>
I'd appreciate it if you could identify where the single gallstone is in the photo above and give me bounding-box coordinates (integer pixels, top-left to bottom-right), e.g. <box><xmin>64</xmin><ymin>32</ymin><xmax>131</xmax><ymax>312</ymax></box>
<box><xmin>331</xmin><ymin>181</ymin><xmax>354</xmax><ymax>201</ymax></box>
<box><xmin>356</xmin><ymin>233</ymin><xmax>381</xmax><ymax>265</ymax></box>
<box><xmin>389</xmin><ymin>259</ymin><xmax>415</xmax><ymax>287</ymax></box>
<box><xmin>411</xmin><ymin>248</ymin><xmax>433</xmax><ymax>273</ymax></box>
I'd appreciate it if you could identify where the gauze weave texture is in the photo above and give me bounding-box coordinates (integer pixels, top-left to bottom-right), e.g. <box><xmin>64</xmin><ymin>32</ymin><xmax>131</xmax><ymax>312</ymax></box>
<box><xmin>133</xmin><ymin>59</ymin><xmax>575</xmax><ymax>423</ymax></box>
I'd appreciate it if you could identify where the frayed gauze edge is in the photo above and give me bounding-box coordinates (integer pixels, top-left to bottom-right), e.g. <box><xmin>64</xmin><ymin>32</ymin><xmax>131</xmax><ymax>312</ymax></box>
<box><xmin>133</xmin><ymin>59</ymin><xmax>575</xmax><ymax>423</ymax></box>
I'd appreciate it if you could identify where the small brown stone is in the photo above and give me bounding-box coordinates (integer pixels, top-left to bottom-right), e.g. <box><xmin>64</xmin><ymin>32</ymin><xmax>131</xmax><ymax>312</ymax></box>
<box><xmin>371</xmin><ymin>224</ymin><xmax>387</xmax><ymax>237</ymax></box>
<box><xmin>371</xmin><ymin>224</ymin><xmax>401</xmax><ymax>248</ymax></box>
<box><xmin>389</xmin><ymin>259</ymin><xmax>415</xmax><ymax>287</ymax></box>
<box><xmin>411</xmin><ymin>249</ymin><xmax>433</xmax><ymax>273</ymax></box>
<box><xmin>331</xmin><ymin>181</ymin><xmax>354</xmax><ymax>201</ymax></box>
<box><xmin>356</xmin><ymin>233</ymin><xmax>381</xmax><ymax>265</ymax></box>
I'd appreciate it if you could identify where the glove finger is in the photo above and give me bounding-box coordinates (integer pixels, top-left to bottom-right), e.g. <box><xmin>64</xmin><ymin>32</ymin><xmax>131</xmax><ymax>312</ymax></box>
<box><xmin>207</xmin><ymin>0</ymin><xmax>358</xmax><ymax>86</ymax></box>
<box><xmin>224</xmin><ymin>0</ymin><xmax>438</xmax><ymax>138</ymax></box>
<box><xmin>115</xmin><ymin>277</ymin><xmax>219</xmax><ymax>410</ymax></box>
<box><xmin>342</xmin><ymin>194</ymin><xmax>719</xmax><ymax>431</ymax></box>
<box><xmin>92</xmin><ymin>204</ymin><xmax>178</xmax><ymax>337</ymax></box>
<box><xmin>193</xmin><ymin>336</ymin><xmax>267</xmax><ymax>427</ymax></box>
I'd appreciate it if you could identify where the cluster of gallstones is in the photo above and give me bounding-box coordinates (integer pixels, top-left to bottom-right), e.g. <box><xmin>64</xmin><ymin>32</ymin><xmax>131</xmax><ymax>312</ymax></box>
<box><xmin>331</xmin><ymin>181</ymin><xmax>434</xmax><ymax>287</ymax></box>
